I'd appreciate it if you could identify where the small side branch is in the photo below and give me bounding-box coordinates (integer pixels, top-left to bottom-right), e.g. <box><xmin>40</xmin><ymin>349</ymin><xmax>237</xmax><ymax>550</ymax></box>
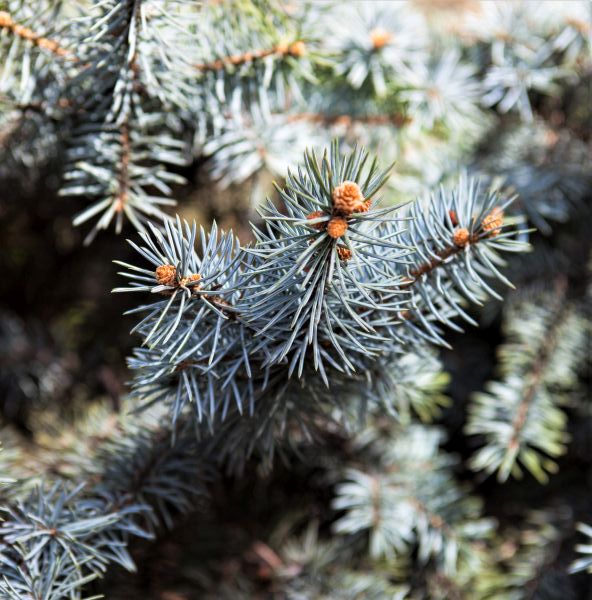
<box><xmin>286</xmin><ymin>112</ymin><xmax>411</xmax><ymax>128</ymax></box>
<box><xmin>406</xmin><ymin>232</ymin><xmax>481</xmax><ymax>283</ymax></box>
<box><xmin>507</xmin><ymin>278</ymin><xmax>568</xmax><ymax>452</ymax></box>
<box><xmin>194</xmin><ymin>41</ymin><xmax>306</xmax><ymax>72</ymax></box>
<box><xmin>115</xmin><ymin>119</ymin><xmax>131</xmax><ymax>214</ymax></box>
<box><xmin>0</xmin><ymin>10</ymin><xmax>73</xmax><ymax>59</ymax></box>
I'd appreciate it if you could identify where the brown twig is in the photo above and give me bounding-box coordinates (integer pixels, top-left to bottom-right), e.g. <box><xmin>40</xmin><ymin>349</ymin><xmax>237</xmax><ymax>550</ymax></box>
<box><xmin>507</xmin><ymin>277</ymin><xmax>569</xmax><ymax>452</ymax></box>
<box><xmin>0</xmin><ymin>10</ymin><xmax>74</xmax><ymax>59</ymax></box>
<box><xmin>286</xmin><ymin>112</ymin><xmax>411</xmax><ymax>128</ymax></box>
<box><xmin>194</xmin><ymin>41</ymin><xmax>306</xmax><ymax>72</ymax></box>
<box><xmin>404</xmin><ymin>232</ymin><xmax>482</xmax><ymax>283</ymax></box>
<box><xmin>114</xmin><ymin>42</ymin><xmax>140</xmax><ymax>215</ymax></box>
<box><xmin>115</xmin><ymin>119</ymin><xmax>131</xmax><ymax>214</ymax></box>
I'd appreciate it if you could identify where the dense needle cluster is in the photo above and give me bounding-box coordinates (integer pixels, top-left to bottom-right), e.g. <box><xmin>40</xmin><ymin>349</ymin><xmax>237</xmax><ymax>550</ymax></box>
<box><xmin>111</xmin><ymin>143</ymin><xmax>527</xmax><ymax>438</ymax></box>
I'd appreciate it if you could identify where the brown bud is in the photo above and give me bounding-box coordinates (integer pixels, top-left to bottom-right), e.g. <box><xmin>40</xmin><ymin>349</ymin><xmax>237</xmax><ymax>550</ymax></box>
<box><xmin>453</xmin><ymin>227</ymin><xmax>470</xmax><ymax>247</ymax></box>
<box><xmin>0</xmin><ymin>12</ymin><xmax>13</xmax><ymax>28</ymax></box>
<box><xmin>482</xmin><ymin>207</ymin><xmax>504</xmax><ymax>237</ymax></box>
<box><xmin>332</xmin><ymin>181</ymin><xmax>365</xmax><ymax>215</ymax></box>
<box><xmin>288</xmin><ymin>41</ymin><xmax>306</xmax><ymax>57</ymax></box>
<box><xmin>448</xmin><ymin>209</ymin><xmax>458</xmax><ymax>226</ymax></box>
<box><xmin>327</xmin><ymin>216</ymin><xmax>348</xmax><ymax>239</ymax></box>
<box><xmin>370</xmin><ymin>27</ymin><xmax>393</xmax><ymax>49</ymax></box>
<box><xmin>306</xmin><ymin>210</ymin><xmax>327</xmax><ymax>230</ymax></box>
<box><xmin>155</xmin><ymin>264</ymin><xmax>177</xmax><ymax>286</ymax></box>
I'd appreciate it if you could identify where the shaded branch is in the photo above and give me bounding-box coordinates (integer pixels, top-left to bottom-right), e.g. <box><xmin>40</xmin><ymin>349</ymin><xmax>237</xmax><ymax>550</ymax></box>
<box><xmin>507</xmin><ymin>278</ymin><xmax>568</xmax><ymax>452</ymax></box>
<box><xmin>115</xmin><ymin>119</ymin><xmax>131</xmax><ymax>214</ymax></box>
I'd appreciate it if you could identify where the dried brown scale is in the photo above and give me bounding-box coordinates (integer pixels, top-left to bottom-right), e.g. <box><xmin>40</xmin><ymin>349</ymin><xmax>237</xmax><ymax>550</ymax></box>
<box><xmin>203</xmin><ymin>294</ymin><xmax>233</xmax><ymax>310</ymax></box>
<box><xmin>0</xmin><ymin>11</ymin><xmax>72</xmax><ymax>58</ymax></box>
<box><xmin>356</xmin><ymin>199</ymin><xmax>372</xmax><ymax>213</ymax></box>
<box><xmin>336</xmin><ymin>246</ymin><xmax>352</xmax><ymax>261</ymax></box>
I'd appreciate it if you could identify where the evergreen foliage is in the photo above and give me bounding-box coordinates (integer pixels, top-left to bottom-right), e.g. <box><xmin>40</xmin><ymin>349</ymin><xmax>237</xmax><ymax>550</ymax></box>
<box><xmin>466</xmin><ymin>281</ymin><xmax>590</xmax><ymax>483</ymax></box>
<box><xmin>113</xmin><ymin>145</ymin><xmax>525</xmax><ymax>449</ymax></box>
<box><xmin>0</xmin><ymin>1</ymin><xmax>591</xmax><ymax>598</ymax></box>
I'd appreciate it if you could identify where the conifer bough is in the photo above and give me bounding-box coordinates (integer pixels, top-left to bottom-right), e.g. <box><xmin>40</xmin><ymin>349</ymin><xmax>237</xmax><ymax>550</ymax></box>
<box><xmin>115</xmin><ymin>143</ymin><xmax>528</xmax><ymax>447</ymax></box>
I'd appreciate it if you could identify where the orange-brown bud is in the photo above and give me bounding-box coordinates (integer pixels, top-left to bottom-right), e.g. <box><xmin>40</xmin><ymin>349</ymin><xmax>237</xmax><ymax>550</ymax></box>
<box><xmin>482</xmin><ymin>207</ymin><xmax>504</xmax><ymax>237</ymax></box>
<box><xmin>453</xmin><ymin>227</ymin><xmax>470</xmax><ymax>247</ymax></box>
<box><xmin>0</xmin><ymin>11</ymin><xmax>13</xmax><ymax>28</ymax></box>
<box><xmin>155</xmin><ymin>264</ymin><xmax>177</xmax><ymax>286</ymax></box>
<box><xmin>327</xmin><ymin>216</ymin><xmax>348</xmax><ymax>239</ymax></box>
<box><xmin>370</xmin><ymin>27</ymin><xmax>393</xmax><ymax>49</ymax></box>
<box><xmin>370</xmin><ymin>27</ymin><xmax>393</xmax><ymax>50</ymax></box>
<box><xmin>288</xmin><ymin>41</ymin><xmax>306</xmax><ymax>57</ymax></box>
<box><xmin>332</xmin><ymin>181</ymin><xmax>365</xmax><ymax>215</ymax></box>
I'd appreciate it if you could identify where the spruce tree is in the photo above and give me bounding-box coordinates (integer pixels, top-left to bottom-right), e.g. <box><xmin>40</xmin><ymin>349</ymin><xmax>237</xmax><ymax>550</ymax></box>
<box><xmin>0</xmin><ymin>1</ymin><xmax>591</xmax><ymax>598</ymax></box>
